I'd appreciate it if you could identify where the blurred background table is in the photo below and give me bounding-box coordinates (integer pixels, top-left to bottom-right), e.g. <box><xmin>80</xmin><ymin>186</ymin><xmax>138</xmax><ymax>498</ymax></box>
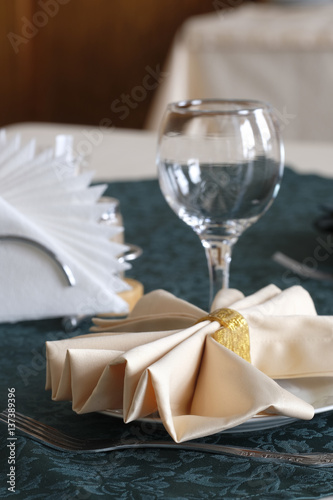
<box><xmin>7</xmin><ymin>122</ymin><xmax>333</xmax><ymax>180</ymax></box>
<box><xmin>147</xmin><ymin>2</ymin><xmax>333</xmax><ymax>141</ymax></box>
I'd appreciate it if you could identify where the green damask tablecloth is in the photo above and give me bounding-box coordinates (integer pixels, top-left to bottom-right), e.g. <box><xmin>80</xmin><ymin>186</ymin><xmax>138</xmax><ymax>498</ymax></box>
<box><xmin>1</xmin><ymin>168</ymin><xmax>333</xmax><ymax>499</ymax></box>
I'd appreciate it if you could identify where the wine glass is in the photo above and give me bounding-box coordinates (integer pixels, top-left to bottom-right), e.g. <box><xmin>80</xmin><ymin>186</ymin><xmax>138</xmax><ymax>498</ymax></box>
<box><xmin>156</xmin><ymin>99</ymin><xmax>284</xmax><ymax>307</ymax></box>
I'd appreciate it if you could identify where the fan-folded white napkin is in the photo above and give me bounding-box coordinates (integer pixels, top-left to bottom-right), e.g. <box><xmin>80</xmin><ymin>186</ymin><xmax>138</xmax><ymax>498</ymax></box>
<box><xmin>0</xmin><ymin>130</ymin><xmax>131</xmax><ymax>322</ymax></box>
<box><xmin>46</xmin><ymin>284</ymin><xmax>333</xmax><ymax>442</ymax></box>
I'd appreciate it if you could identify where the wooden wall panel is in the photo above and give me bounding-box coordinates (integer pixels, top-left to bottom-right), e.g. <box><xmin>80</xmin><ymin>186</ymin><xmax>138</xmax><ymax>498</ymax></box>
<box><xmin>1</xmin><ymin>0</ymin><xmax>35</xmax><ymax>125</ymax></box>
<box><xmin>0</xmin><ymin>0</ymin><xmax>250</xmax><ymax>129</ymax></box>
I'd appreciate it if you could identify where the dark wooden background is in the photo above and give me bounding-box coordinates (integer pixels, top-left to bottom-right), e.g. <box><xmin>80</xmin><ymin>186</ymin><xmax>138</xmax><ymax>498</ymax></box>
<box><xmin>1</xmin><ymin>0</ymin><xmax>259</xmax><ymax>130</ymax></box>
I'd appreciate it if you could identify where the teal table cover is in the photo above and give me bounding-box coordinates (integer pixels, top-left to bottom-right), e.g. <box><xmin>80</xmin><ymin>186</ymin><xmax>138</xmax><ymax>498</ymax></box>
<box><xmin>1</xmin><ymin>168</ymin><xmax>333</xmax><ymax>499</ymax></box>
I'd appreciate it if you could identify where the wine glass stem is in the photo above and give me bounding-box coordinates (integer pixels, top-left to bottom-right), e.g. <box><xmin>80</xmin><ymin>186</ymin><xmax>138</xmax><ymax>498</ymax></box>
<box><xmin>201</xmin><ymin>239</ymin><xmax>234</xmax><ymax>307</ymax></box>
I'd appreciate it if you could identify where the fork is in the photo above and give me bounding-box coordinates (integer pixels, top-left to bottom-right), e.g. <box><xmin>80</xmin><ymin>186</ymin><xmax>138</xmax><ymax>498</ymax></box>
<box><xmin>1</xmin><ymin>411</ymin><xmax>333</xmax><ymax>467</ymax></box>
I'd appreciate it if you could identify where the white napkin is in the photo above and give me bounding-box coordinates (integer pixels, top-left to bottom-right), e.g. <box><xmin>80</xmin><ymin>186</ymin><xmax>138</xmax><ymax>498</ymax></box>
<box><xmin>46</xmin><ymin>284</ymin><xmax>333</xmax><ymax>442</ymax></box>
<box><xmin>0</xmin><ymin>130</ymin><xmax>131</xmax><ymax>322</ymax></box>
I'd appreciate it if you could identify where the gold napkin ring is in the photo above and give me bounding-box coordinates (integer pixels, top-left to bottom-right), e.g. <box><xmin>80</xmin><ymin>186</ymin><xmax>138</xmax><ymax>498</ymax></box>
<box><xmin>197</xmin><ymin>308</ymin><xmax>251</xmax><ymax>363</ymax></box>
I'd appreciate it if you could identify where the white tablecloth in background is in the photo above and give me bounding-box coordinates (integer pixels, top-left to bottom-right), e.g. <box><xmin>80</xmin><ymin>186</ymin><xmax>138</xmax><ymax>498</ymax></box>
<box><xmin>5</xmin><ymin>122</ymin><xmax>333</xmax><ymax>179</ymax></box>
<box><xmin>146</xmin><ymin>3</ymin><xmax>333</xmax><ymax>141</ymax></box>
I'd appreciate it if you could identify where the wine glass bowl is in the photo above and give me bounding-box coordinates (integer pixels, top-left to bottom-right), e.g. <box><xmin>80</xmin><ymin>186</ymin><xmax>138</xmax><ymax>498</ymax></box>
<box><xmin>157</xmin><ymin>99</ymin><xmax>284</xmax><ymax>307</ymax></box>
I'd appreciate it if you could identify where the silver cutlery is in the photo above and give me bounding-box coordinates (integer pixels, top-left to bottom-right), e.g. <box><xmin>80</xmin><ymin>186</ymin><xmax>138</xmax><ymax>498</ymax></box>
<box><xmin>1</xmin><ymin>411</ymin><xmax>333</xmax><ymax>467</ymax></box>
<box><xmin>272</xmin><ymin>251</ymin><xmax>333</xmax><ymax>281</ymax></box>
<box><xmin>0</xmin><ymin>234</ymin><xmax>76</xmax><ymax>286</ymax></box>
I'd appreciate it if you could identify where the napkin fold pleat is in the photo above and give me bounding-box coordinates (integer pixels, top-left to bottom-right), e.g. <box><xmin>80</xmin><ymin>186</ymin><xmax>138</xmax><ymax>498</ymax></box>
<box><xmin>216</xmin><ymin>283</ymin><xmax>316</xmax><ymax>316</ymax></box>
<box><xmin>91</xmin><ymin>289</ymin><xmax>206</xmax><ymax>332</ymax></box>
<box><xmin>0</xmin><ymin>149</ymin><xmax>54</xmax><ymax>193</ymax></box>
<box><xmin>127</xmin><ymin>288</ymin><xmax>205</xmax><ymax>319</ymax></box>
<box><xmin>70</xmin><ymin>349</ymin><xmax>125</xmax><ymax>411</ymax></box>
<box><xmin>0</xmin><ymin>132</ymin><xmax>133</xmax><ymax>321</ymax></box>
<box><xmin>0</xmin><ymin>134</ymin><xmax>21</xmax><ymax>167</ymax></box>
<box><xmin>46</xmin><ymin>330</ymin><xmax>178</xmax><ymax>396</ymax></box>
<box><xmin>46</xmin><ymin>284</ymin><xmax>333</xmax><ymax>442</ymax></box>
<box><xmin>146</xmin><ymin>324</ymin><xmax>215</xmax><ymax>429</ymax></box>
<box><xmin>0</xmin><ymin>140</ymin><xmax>35</xmax><ymax>178</ymax></box>
<box><xmin>249</xmin><ymin>315</ymin><xmax>333</xmax><ymax>379</ymax></box>
<box><xmin>193</xmin><ymin>336</ymin><xmax>310</xmax><ymax>420</ymax></box>
<box><xmin>122</xmin><ymin>326</ymin><xmax>205</xmax><ymax>420</ymax></box>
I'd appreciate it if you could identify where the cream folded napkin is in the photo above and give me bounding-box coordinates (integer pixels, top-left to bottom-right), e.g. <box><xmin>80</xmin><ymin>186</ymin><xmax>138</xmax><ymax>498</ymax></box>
<box><xmin>46</xmin><ymin>284</ymin><xmax>333</xmax><ymax>442</ymax></box>
<box><xmin>0</xmin><ymin>130</ymin><xmax>131</xmax><ymax>322</ymax></box>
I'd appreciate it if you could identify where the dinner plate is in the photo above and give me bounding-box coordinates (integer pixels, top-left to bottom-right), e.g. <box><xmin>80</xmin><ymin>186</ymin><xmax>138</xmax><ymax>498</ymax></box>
<box><xmin>102</xmin><ymin>377</ymin><xmax>333</xmax><ymax>433</ymax></box>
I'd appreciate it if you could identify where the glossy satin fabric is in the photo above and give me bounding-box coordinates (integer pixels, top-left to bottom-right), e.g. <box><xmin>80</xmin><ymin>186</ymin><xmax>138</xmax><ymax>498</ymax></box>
<box><xmin>45</xmin><ymin>284</ymin><xmax>333</xmax><ymax>442</ymax></box>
